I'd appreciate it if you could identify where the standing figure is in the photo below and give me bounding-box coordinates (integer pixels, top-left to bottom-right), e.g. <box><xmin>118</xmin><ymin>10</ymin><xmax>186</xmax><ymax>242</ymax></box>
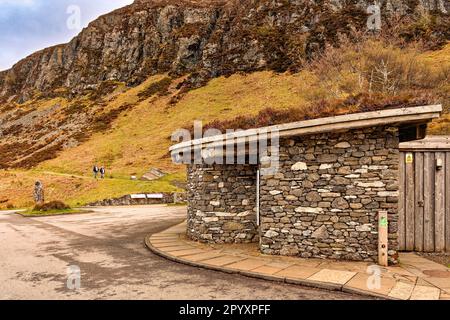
<box><xmin>100</xmin><ymin>166</ymin><xmax>106</xmax><ymax>179</ymax></box>
<box><xmin>93</xmin><ymin>165</ymin><xmax>99</xmax><ymax>179</ymax></box>
<box><xmin>34</xmin><ymin>181</ymin><xmax>45</xmax><ymax>204</ymax></box>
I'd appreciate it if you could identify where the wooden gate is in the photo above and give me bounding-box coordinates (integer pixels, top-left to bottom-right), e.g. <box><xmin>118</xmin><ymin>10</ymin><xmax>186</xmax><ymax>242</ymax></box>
<box><xmin>398</xmin><ymin>136</ymin><xmax>450</xmax><ymax>252</ymax></box>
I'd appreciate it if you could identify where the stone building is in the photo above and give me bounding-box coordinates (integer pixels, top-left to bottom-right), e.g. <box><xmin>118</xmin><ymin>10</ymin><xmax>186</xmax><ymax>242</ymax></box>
<box><xmin>171</xmin><ymin>105</ymin><xmax>442</xmax><ymax>265</ymax></box>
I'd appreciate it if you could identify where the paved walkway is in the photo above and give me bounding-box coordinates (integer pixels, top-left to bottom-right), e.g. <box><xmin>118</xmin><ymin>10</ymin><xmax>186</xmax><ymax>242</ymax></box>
<box><xmin>146</xmin><ymin>222</ymin><xmax>450</xmax><ymax>300</ymax></box>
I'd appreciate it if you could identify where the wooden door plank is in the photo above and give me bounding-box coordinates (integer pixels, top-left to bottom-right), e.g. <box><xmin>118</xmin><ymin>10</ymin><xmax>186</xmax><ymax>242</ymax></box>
<box><xmin>435</xmin><ymin>152</ymin><xmax>445</xmax><ymax>252</ymax></box>
<box><xmin>424</xmin><ymin>152</ymin><xmax>435</xmax><ymax>252</ymax></box>
<box><xmin>398</xmin><ymin>152</ymin><xmax>406</xmax><ymax>251</ymax></box>
<box><xmin>446</xmin><ymin>152</ymin><xmax>450</xmax><ymax>252</ymax></box>
<box><xmin>405</xmin><ymin>153</ymin><xmax>415</xmax><ymax>251</ymax></box>
<box><xmin>414</xmin><ymin>152</ymin><xmax>424</xmax><ymax>252</ymax></box>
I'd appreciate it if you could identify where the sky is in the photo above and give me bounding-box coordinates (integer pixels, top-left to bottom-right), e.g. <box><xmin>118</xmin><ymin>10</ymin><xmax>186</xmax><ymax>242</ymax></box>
<box><xmin>0</xmin><ymin>0</ymin><xmax>134</xmax><ymax>71</ymax></box>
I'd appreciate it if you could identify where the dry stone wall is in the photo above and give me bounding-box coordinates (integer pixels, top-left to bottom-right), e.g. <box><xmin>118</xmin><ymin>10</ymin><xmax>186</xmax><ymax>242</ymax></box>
<box><xmin>187</xmin><ymin>164</ymin><xmax>258</xmax><ymax>243</ymax></box>
<box><xmin>259</xmin><ymin>126</ymin><xmax>400</xmax><ymax>264</ymax></box>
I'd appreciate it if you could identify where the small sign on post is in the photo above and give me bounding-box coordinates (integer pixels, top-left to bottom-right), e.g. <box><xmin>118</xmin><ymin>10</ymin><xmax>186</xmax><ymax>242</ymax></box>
<box><xmin>146</xmin><ymin>193</ymin><xmax>164</xmax><ymax>199</ymax></box>
<box><xmin>405</xmin><ymin>152</ymin><xmax>414</xmax><ymax>164</ymax></box>
<box><xmin>130</xmin><ymin>194</ymin><xmax>147</xmax><ymax>199</ymax></box>
<box><xmin>378</xmin><ymin>211</ymin><xmax>388</xmax><ymax>267</ymax></box>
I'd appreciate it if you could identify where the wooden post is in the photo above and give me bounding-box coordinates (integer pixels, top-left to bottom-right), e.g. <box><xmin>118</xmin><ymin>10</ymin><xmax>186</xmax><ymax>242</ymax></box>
<box><xmin>435</xmin><ymin>152</ymin><xmax>446</xmax><ymax>252</ymax></box>
<box><xmin>378</xmin><ymin>211</ymin><xmax>388</xmax><ymax>267</ymax></box>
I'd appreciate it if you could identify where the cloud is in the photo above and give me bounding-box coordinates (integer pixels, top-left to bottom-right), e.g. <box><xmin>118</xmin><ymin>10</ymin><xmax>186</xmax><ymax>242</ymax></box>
<box><xmin>0</xmin><ymin>0</ymin><xmax>36</xmax><ymax>6</ymax></box>
<box><xmin>0</xmin><ymin>0</ymin><xmax>134</xmax><ymax>71</ymax></box>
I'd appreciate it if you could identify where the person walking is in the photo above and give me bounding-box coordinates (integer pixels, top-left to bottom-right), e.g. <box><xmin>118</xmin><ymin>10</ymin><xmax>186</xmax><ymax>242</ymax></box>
<box><xmin>93</xmin><ymin>165</ymin><xmax>99</xmax><ymax>179</ymax></box>
<box><xmin>100</xmin><ymin>166</ymin><xmax>106</xmax><ymax>179</ymax></box>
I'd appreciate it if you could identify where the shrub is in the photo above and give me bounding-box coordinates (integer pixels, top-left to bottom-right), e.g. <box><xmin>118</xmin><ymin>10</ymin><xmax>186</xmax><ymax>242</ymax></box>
<box><xmin>91</xmin><ymin>81</ymin><xmax>120</xmax><ymax>100</ymax></box>
<box><xmin>199</xmin><ymin>91</ymin><xmax>433</xmax><ymax>132</ymax></box>
<box><xmin>396</xmin><ymin>12</ymin><xmax>450</xmax><ymax>50</ymax></box>
<box><xmin>91</xmin><ymin>103</ymin><xmax>133</xmax><ymax>133</ymax></box>
<box><xmin>64</xmin><ymin>102</ymin><xmax>88</xmax><ymax>116</ymax></box>
<box><xmin>138</xmin><ymin>77</ymin><xmax>172</xmax><ymax>101</ymax></box>
<box><xmin>33</xmin><ymin>201</ymin><xmax>70</xmax><ymax>212</ymax></box>
<box><xmin>307</xmin><ymin>37</ymin><xmax>450</xmax><ymax>97</ymax></box>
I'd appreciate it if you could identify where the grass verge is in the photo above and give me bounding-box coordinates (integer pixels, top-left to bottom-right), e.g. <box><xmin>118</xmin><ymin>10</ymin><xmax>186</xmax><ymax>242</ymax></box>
<box><xmin>19</xmin><ymin>208</ymin><xmax>93</xmax><ymax>217</ymax></box>
<box><xmin>0</xmin><ymin>170</ymin><xmax>185</xmax><ymax>209</ymax></box>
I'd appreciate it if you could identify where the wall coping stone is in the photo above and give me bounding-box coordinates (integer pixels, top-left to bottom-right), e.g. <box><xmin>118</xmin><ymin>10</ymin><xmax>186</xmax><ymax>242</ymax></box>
<box><xmin>170</xmin><ymin>105</ymin><xmax>442</xmax><ymax>156</ymax></box>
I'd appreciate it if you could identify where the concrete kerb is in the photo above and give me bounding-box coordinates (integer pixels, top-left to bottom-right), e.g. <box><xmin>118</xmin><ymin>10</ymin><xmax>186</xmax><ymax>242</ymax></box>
<box><xmin>144</xmin><ymin>232</ymin><xmax>393</xmax><ymax>300</ymax></box>
<box><xmin>285</xmin><ymin>277</ymin><xmax>343</xmax><ymax>292</ymax></box>
<box><xmin>145</xmin><ymin>235</ymin><xmax>238</xmax><ymax>274</ymax></box>
<box><xmin>342</xmin><ymin>286</ymin><xmax>398</xmax><ymax>300</ymax></box>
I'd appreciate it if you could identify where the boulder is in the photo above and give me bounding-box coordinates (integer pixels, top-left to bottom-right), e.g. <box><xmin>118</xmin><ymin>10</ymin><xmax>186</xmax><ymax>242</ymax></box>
<box><xmin>141</xmin><ymin>168</ymin><xmax>167</xmax><ymax>181</ymax></box>
<box><xmin>312</xmin><ymin>225</ymin><xmax>329</xmax><ymax>239</ymax></box>
<box><xmin>291</xmin><ymin>162</ymin><xmax>308</xmax><ymax>171</ymax></box>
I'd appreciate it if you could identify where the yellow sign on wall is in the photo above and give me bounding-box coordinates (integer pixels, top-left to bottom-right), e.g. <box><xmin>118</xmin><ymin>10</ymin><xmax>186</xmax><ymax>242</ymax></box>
<box><xmin>405</xmin><ymin>153</ymin><xmax>413</xmax><ymax>164</ymax></box>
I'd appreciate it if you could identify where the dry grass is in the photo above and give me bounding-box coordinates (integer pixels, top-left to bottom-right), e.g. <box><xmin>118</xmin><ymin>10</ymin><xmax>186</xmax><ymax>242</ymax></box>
<box><xmin>38</xmin><ymin>71</ymin><xmax>320</xmax><ymax>178</ymax></box>
<box><xmin>203</xmin><ymin>92</ymin><xmax>433</xmax><ymax>132</ymax></box>
<box><xmin>137</xmin><ymin>77</ymin><xmax>172</xmax><ymax>101</ymax></box>
<box><xmin>205</xmin><ymin>39</ymin><xmax>449</xmax><ymax>131</ymax></box>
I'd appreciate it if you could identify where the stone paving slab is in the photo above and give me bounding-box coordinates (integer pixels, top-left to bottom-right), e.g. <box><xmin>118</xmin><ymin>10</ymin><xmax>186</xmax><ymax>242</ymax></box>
<box><xmin>252</xmin><ymin>265</ymin><xmax>285</xmax><ymax>275</ymax></box>
<box><xmin>440</xmin><ymin>293</ymin><xmax>450</xmax><ymax>300</ymax></box>
<box><xmin>410</xmin><ymin>285</ymin><xmax>441</xmax><ymax>300</ymax></box>
<box><xmin>170</xmin><ymin>248</ymin><xmax>206</xmax><ymax>257</ymax></box>
<box><xmin>308</xmin><ymin>269</ymin><xmax>357</xmax><ymax>285</ymax></box>
<box><xmin>181</xmin><ymin>251</ymin><xmax>223</xmax><ymax>262</ymax></box>
<box><xmin>274</xmin><ymin>265</ymin><xmax>320</xmax><ymax>280</ymax></box>
<box><xmin>159</xmin><ymin>245</ymin><xmax>194</xmax><ymax>252</ymax></box>
<box><xmin>423</xmin><ymin>277</ymin><xmax>450</xmax><ymax>289</ymax></box>
<box><xmin>344</xmin><ymin>272</ymin><xmax>396</xmax><ymax>297</ymax></box>
<box><xmin>388</xmin><ymin>281</ymin><xmax>415</xmax><ymax>300</ymax></box>
<box><xmin>152</xmin><ymin>241</ymin><xmax>188</xmax><ymax>248</ymax></box>
<box><xmin>145</xmin><ymin>221</ymin><xmax>450</xmax><ymax>300</ymax></box>
<box><xmin>201</xmin><ymin>255</ymin><xmax>246</xmax><ymax>267</ymax></box>
<box><xmin>151</xmin><ymin>234</ymin><xmax>179</xmax><ymax>240</ymax></box>
<box><xmin>227</xmin><ymin>259</ymin><xmax>269</xmax><ymax>271</ymax></box>
<box><xmin>317</xmin><ymin>261</ymin><xmax>370</xmax><ymax>273</ymax></box>
<box><xmin>416</xmin><ymin>278</ymin><xmax>436</xmax><ymax>287</ymax></box>
<box><xmin>265</xmin><ymin>261</ymin><xmax>295</xmax><ymax>269</ymax></box>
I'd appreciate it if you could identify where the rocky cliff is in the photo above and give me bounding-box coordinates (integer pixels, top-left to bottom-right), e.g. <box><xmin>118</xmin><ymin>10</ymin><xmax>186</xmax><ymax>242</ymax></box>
<box><xmin>0</xmin><ymin>0</ymin><xmax>448</xmax><ymax>171</ymax></box>
<box><xmin>1</xmin><ymin>0</ymin><xmax>448</xmax><ymax>103</ymax></box>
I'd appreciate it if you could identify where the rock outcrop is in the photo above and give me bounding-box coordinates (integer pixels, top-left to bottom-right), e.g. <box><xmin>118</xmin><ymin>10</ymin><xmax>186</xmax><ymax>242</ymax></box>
<box><xmin>0</xmin><ymin>0</ymin><xmax>448</xmax><ymax>103</ymax></box>
<box><xmin>0</xmin><ymin>0</ymin><xmax>447</xmax><ymax>170</ymax></box>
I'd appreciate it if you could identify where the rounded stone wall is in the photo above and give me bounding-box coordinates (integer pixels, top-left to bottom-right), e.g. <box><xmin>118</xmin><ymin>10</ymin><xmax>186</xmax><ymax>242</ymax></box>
<box><xmin>186</xmin><ymin>163</ymin><xmax>259</xmax><ymax>243</ymax></box>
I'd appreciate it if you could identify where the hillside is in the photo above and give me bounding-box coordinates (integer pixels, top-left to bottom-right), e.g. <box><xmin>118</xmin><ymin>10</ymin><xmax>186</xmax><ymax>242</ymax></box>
<box><xmin>1</xmin><ymin>0</ymin><xmax>448</xmax><ymax>102</ymax></box>
<box><xmin>0</xmin><ymin>0</ymin><xmax>449</xmax><ymax>209</ymax></box>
